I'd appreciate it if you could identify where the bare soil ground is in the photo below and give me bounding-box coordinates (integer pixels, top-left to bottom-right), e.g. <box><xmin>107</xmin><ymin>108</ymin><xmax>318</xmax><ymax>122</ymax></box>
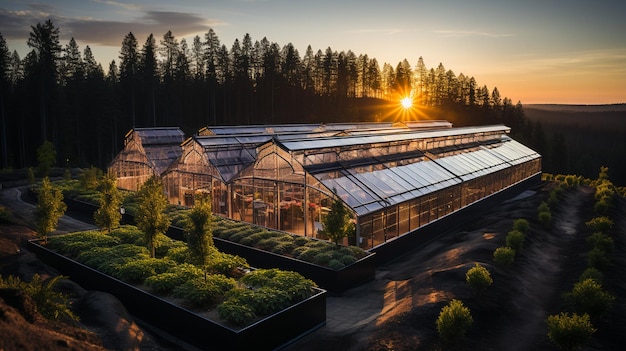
<box><xmin>1</xmin><ymin>181</ymin><xmax>625</xmax><ymax>350</ymax></box>
<box><xmin>285</xmin><ymin>182</ymin><xmax>626</xmax><ymax>351</ymax></box>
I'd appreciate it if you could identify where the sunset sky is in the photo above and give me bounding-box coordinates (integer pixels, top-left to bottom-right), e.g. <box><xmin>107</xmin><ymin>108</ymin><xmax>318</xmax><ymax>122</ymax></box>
<box><xmin>1</xmin><ymin>0</ymin><xmax>624</xmax><ymax>105</ymax></box>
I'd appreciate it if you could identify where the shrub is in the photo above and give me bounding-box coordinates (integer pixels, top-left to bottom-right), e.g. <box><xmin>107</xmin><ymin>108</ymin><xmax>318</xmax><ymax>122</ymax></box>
<box><xmin>587</xmin><ymin>247</ymin><xmax>611</xmax><ymax>271</ymax></box>
<box><xmin>493</xmin><ymin>246</ymin><xmax>515</xmax><ymax>269</ymax></box>
<box><xmin>115</xmin><ymin>258</ymin><xmax>176</xmax><ymax>283</ymax></box>
<box><xmin>585</xmin><ymin>216</ymin><xmax>613</xmax><ymax>234</ymax></box>
<box><xmin>217</xmin><ymin>299</ymin><xmax>256</xmax><ymax>326</ymax></box>
<box><xmin>165</xmin><ymin>246</ymin><xmax>191</xmax><ymax>263</ymax></box>
<box><xmin>538</xmin><ymin>201</ymin><xmax>550</xmax><ymax>213</ymax></box>
<box><xmin>224</xmin><ymin>286</ymin><xmax>291</xmax><ymax>316</ymax></box>
<box><xmin>505</xmin><ymin>230</ymin><xmax>525</xmax><ymax>252</ymax></box>
<box><xmin>512</xmin><ymin>218</ymin><xmax>530</xmax><ymax>234</ymax></box>
<box><xmin>109</xmin><ymin>225</ymin><xmax>144</xmax><ymax>245</ymax></box>
<box><xmin>295</xmin><ymin>247</ymin><xmax>320</xmax><ymax>262</ymax></box>
<box><xmin>144</xmin><ymin>263</ymin><xmax>204</xmax><ymax>294</ymax></box>
<box><xmin>327</xmin><ymin>259</ymin><xmax>345</xmax><ymax>270</ymax></box>
<box><xmin>0</xmin><ymin>274</ymin><xmax>79</xmax><ymax>322</ymax></box>
<box><xmin>547</xmin><ymin>312</ymin><xmax>595</xmax><ymax>351</ymax></box>
<box><xmin>48</xmin><ymin>231</ymin><xmax>120</xmax><ymax>257</ymax></box>
<box><xmin>76</xmin><ymin>244</ymin><xmax>150</xmax><ymax>275</ymax></box>
<box><xmin>465</xmin><ymin>263</ymin><xmax>493</xmax><ymax>294</ymax></box>
<box><xmin>538</xmin><ymin>210</ymin><xmax>552</xmax><ymax>228</ymax></box>
<box><xmin>271</xmin><ymin>241</ymin><xmax>297</xmax><ymax>255</ymax></box>
<box><xmin>578</xmin><ymin>268</ymin><xmax>603</xmax><ymax>284</ymax></box>
<box><xmin>586</xmin><ymin>232</ymin><xmax>614</xmax><ymax>252</ymax></box>
<box><xmin>173</xmin><ymin>274</ymin><xmax>236</xmax><ymax>307</ymax></box>
<box><xmin>206</xmin><ymin>250</ymin><xmax>250</xmax><ymax>278</ymax></box>
<box><xmin>241</xmin><ymin>268</ymin><xmax>317</xmax><ymax>302</ymax></box>
<box><xmin>563</xmin><ymin>279</ymin><xmax>615</xmax><ymax>319</ymax></box>
<box><xmin>436</xmin><ymin>299</ymin><xmax>473</xmax><ymax>344</ymax></box>
<box><xmin>313</xmin><ymin>252</ymin><xmax>334</xmax><ymax>266</ymax></box>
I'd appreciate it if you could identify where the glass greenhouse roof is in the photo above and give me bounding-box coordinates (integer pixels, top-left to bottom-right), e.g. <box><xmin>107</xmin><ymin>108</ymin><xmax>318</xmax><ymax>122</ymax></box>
<box><xmin>279</xmin><ymin>125</ymin><xmax>510</xmax><ymax>151</ymax></box>
<box><xmin>166</xmin><ymin>122</ymin><xmax>539</xmax><ymax>217</ymax></box>
<box><xmin>200</xmin><ymin>120</ymin><xmax>452</xmax><ymax>136</ymax></box>
<box><xmin>301</xmin><ymin>134</ymin><xmax>540</xmax><ymax>216</ymax></box>
<box><xmin>131</xmin><ymin>127</ymin><xmax>185</xmax><ymax>145</ymax></box>
<box><xmin>122</xmin><ymin>128</ymin><xmax>185</xmax><ymax>174</ymax></box>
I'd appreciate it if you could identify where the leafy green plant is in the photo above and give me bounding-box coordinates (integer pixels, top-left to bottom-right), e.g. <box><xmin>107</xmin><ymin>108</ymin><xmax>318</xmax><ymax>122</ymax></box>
<box><xmin>144</xmin><ymin>263</ymin><xmax>204</xmax><ymax>294</ymax></box>
<box><xmin>436</xmin><ymin>299</ymin><xmax>473</xmax><ymax>345</ymax></box>
<box><xmin>185</xmin><ymin>194</ymin><xmax>214</xmax><ymax>278</ymax></box>
<box><xmin>241</xmin><ymin>268</ymin><xmax>317</xmax><ymax>302</ymax></box>
<box><xmin>76</xmin><ymin>244</ymin><xmax>150</xmax><ymax>275</ymax></box>
<box><xmin>547</xmin><ymin>312</ymin><xmax>596</xmax><ymax>351</ymax></box>
<box><xmin>585</xmin><ymin>216</ymin><xmax>613</xmax><ymax>234</ymax></box>
<box><xmin>0</xmin><ymin>274</ymin><xmax>78</xmax><ymax>322</ymax></box>
<box><xmin>563</xmin><ymin>278</ymin><xmax>615</xmax><ymax>319</ymax></box>
<box><xmin>115</xmin><ymin>258</ymin><xmax>176</xmax><ymax>283</ymax></box>
<box><xmin>172</xmin><ymin>274</ymin><xmax>236</xmax><ymax>307</ymax></box>
<box><xmin>34</xmin><ymin>177</ymin><xmax>67</xmax><ymax>244</ymax></box>
<box><xmin>136</xmin><ymin>176</ymin><xmax>171</xmax><ymax>258</ymax></box>
<box><xmin>586</xmin><ymin>232</ymin><xmax>614</xmax><ymax>252</ymax></box>
<box><xmin>578</xmin><ymin>268</ymin><xmax>603</xmax><ymax>284</ymax></box>
<box><xmin>493</xmin><ymin>246</ymin><xmax>515</xmax><ymax>269</ymax></box>
<box><xmin>587</xmin><ymin>247</ymin><xmax>611</xmax><ymax>271</ymax></box>
<box><xmin>505</xmin><ymin>230</ymin><xmax>525</xmax><ymax>252</ymax></box>
<box><xmin>465</xmin><ymin>263</ymin><xmax>493</xmax><ymax>294</ymax></box>
<box><xmin>512</xmin><ymin>218</ymin><xmax>530</xmax><ymax>234</ymax></box>
<box><xmin>217</xmin><ymin>299</ymin><xmax>256</xmax><ymax>326</ymax></box>
<box><xmin>94</xmin><ymin>174</ymin><xmax>122</xmax><ymax>233</ymax></box>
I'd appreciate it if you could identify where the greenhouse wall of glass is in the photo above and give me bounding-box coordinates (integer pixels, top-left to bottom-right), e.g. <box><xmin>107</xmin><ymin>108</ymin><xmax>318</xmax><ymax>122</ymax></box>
<box><xmin>108</xmin><ymin>127</ymin><xmax>185</xmax><ymax>191</ymax></box>
<box><xmin>151</xmin><ymin>121</ymin><xmax>541</xmax><ymax>251</ymax></box>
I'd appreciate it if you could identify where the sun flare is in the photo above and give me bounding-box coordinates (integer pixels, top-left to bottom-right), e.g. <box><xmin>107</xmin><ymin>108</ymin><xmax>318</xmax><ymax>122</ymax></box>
<box><xmin>400</xmin><ymin>97</ymin><xmax>413</xmax><ymax>109</ymax></box>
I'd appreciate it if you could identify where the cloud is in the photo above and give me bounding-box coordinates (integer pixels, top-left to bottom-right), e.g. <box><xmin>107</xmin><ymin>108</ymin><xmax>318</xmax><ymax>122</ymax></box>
<box><xmin>65</xmin><ymin>11</ymin><xmax>223</xmax><ymax>46</ymax></box>
<box><xmin>0</xmin><ymin>5</ymin><xmax>226</xmax><ymax>47</ymax></box>
<box><xmin>434</xmin><ymin>29</ymin><xmax>513</xmax><ymax>38</ymax></box>
<box><xmin>92</xmin><ymin>0</ymin><xmax>142</xmax><ymax>11</ymax></box>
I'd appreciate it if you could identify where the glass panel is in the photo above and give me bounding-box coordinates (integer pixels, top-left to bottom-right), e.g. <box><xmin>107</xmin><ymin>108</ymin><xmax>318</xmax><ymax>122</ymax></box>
<box><xmin>398</xmin><ymin>203</ymin><xmax>410</xmax><ymax>236</ymax></box>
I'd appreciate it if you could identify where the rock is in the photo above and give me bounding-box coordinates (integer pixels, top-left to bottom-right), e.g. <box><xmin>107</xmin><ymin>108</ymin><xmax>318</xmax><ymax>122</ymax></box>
<box><xmin>74</xmin><ymin>291</ymin><xmax>145</xmax><ymax>351</ymax></box>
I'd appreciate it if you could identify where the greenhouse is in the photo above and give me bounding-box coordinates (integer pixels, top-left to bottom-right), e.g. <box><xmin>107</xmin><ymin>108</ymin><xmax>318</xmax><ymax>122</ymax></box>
<box><xmin>108</xmin><ymin>127</ymin><xmax>185</xmax><ymax>191</ymax></box>
<box><xmin>154</xmin><ymin>121</ymin><xmax>541</xmax><ymax>251</ymax></box>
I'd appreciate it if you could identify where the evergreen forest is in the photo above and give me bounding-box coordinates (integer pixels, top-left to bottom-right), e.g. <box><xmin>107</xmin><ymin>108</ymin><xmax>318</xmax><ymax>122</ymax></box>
<box><xmin>0</xmin><ymin>19</ymin><xmax>623</xmax><ymax>186</ymax></box>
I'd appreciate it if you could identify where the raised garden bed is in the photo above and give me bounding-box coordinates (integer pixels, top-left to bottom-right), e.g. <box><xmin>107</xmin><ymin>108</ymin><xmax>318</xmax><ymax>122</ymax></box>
<box><xmin>27</xmin><ymin>237</ymin><xmax>326</xmax><ymax>350</ymax></box>
<box><xmin>28</xmin><ymin>184</ymin><xmax>376</xmax><ymax>293</ymax></box>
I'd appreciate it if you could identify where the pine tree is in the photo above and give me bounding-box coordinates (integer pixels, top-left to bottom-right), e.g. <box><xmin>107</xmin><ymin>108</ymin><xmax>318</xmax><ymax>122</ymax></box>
<box><xmin>185</xmin><ymin>194</ymin><xmax>214</xmax><ymax>279</ymax></box>
<box><xmin>136</xmin><ymin>176</ymin><xmax>170</xmax><ymax>258</ymax></box>
<box><xmin>34</xmin><ymin>177</ymin><xmax>67</xmax><ymax>244</ymax></box>
<box><xmin>94</xmin><ymin>174</ymin><xmax>122</xmax><ymax>234</ymax></box>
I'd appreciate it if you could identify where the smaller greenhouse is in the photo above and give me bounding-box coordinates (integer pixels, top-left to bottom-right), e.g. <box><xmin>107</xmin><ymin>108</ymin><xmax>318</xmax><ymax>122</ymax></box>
<box><xmin>108</xmin><ymin>127</ymin><xmax>185</xmax><ymax>191</ymax></box>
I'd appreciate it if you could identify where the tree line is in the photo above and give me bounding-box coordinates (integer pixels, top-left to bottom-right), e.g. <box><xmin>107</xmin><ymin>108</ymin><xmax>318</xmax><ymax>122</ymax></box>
<box><xmin>0</xmin><ymin>19</ymin><xmax>529</xmax><ymax>171</ymax></box>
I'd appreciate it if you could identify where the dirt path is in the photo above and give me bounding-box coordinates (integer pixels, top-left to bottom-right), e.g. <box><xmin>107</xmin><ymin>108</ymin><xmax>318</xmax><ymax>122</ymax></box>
<box><xmin>492</xmin><ymin>186</ymin><xmax>593</xmax><ymax>351</ymax></box>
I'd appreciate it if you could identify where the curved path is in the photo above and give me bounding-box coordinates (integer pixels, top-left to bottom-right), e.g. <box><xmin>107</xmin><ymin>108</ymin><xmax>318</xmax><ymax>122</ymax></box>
<box><xmin>0</xmin><ymin>186</ymin><xmax>98</xmax><ymax>234</ymax></box>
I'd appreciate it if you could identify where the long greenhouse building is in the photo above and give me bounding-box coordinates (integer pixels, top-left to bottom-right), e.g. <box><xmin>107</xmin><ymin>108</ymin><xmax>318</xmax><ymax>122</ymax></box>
<box><xmin>109</xmin><ymin>121</ymin><xmax>541</xmax><ymax>252</ymax></box>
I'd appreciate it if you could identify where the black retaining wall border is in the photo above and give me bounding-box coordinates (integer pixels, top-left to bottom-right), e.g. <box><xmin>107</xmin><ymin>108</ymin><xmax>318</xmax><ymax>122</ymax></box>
<box><xmin>27</xmin><ymin>239</ymin><xmax>326</xmax><ymax>351</ymax></box>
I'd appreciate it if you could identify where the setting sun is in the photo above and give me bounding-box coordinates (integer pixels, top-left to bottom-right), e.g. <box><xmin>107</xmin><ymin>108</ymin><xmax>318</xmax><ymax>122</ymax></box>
<box><xmin>400</xmin><ymin>97</ymin><xmax>413</xmax><ymax>109</ymax></box>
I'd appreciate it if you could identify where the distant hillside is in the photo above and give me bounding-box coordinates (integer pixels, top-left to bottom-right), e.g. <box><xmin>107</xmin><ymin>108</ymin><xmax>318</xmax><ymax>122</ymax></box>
<box><xmin>524</xmin><ymin>104</ymin><xmax>626</xmax><ymax>131</ymax></box>
<box><xmin>522</xmin><ymin>103</ymin><xmax>626</xmax><ymax>186</ymax></box>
